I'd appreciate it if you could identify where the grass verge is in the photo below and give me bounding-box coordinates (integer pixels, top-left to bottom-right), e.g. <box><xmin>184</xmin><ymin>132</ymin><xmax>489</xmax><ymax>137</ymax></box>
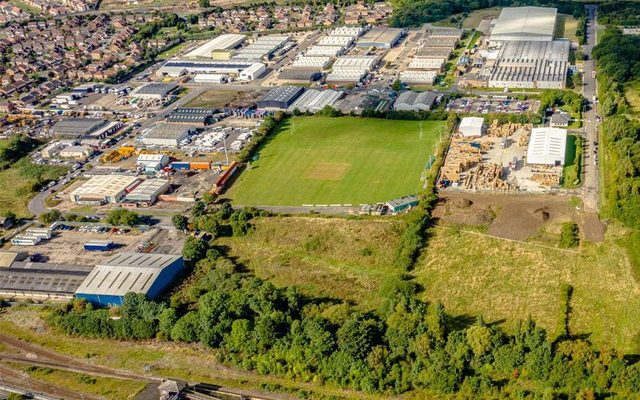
<box><xmin>562</xmin><ymin>134</ymin><xmax>582</xmax><ymax>188</ymax></box>
<box><xmin>17</xmin><ymin>365</ymin><xmax>147</xmax><ymax>400</ymax></box>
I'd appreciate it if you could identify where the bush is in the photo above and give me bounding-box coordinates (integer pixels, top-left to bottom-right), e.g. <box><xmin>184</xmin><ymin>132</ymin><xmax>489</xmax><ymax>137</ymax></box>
<box><xmin>559</xmin><ymin>222</ymin><xmax>579</xmax><ymax>248</ymax></box>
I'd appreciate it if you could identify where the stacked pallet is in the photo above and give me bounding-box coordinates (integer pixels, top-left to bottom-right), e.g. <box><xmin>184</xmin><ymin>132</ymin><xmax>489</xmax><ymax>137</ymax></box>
<box><xmin>531</xmin><ymin>172</ymin><xmax>560</xmax><ymax>186</ymax></box>
<box><xmin>441</xmin><ymin>138</ymin><xmax>483</xmax><ymax>182</ymax></box>
<box><xmin>462</xmin><ymin>163</ymin><xmax>513</xmax><ymax>191</ymax></box>
<box><xmin>487</xmin><ymin>120</ymin><xmax>532</xmax><ymax>137</ymax></box>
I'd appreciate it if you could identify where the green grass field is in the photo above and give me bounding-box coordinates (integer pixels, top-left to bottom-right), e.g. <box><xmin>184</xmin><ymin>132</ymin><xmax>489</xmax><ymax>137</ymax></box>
<box><xmin>227</xmin><ymin>117</ymin><xmax>444</xmax><ymax>205</ymax></box>
<box><xmin>462</xmin><ymin>7</ymin><xmax>501</xmax><ymax>29</ymax></box>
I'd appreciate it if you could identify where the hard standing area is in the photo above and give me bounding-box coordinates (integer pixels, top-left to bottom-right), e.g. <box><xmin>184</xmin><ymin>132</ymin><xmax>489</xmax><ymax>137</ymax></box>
<box><xmin>227</xmin><ymin>117</ymin><xmax>444</xmax><ymax>206</ymax></box>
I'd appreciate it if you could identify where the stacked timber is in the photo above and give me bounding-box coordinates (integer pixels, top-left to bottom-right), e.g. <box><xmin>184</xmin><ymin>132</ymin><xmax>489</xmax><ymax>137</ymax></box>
<box><xmin>441</xmin><ymin>138</ymin><xmax>483</xmax><ymax>182</ymax></box>
<box><xmin>462</xmin><ymin>163</ymin><xmax>513</xmax><ymax>191</ymax></box>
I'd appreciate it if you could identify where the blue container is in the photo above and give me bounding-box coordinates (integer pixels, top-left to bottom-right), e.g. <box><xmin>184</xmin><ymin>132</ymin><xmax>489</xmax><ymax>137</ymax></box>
<box><xmin>84</xmin><ymin>242</ymin><xmax>113</xmax><ymax>251</ymax></box>
<box><xmin>171</xmin><ymin>162</ymin><xmax>190</xmax><ymax>170</ymax></box>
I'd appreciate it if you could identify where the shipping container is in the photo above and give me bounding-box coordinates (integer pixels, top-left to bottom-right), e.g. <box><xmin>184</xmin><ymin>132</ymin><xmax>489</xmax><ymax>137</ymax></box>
<box><xmin>171</xmin><ymin>162</ymin><xmax>190</xmax><ymax>170</ymax></box>
<box><xmin>190</xmin><ymin>162</ymin><xmax>211</xmax><ymax>170</ymax></box>
<box><xmin>84</xmin><ymin>240</ymin><xmax>114</xmax><ymax>252</ymax></box>
<box><xmin>11</xmin><ymin>235</ymin><xmax>41</xmax><ymax>246</ymax></box>
<box><xmin>26</xmin><ymin>228</ymin><xmax>52</xmax><ymax>240</ymax></box>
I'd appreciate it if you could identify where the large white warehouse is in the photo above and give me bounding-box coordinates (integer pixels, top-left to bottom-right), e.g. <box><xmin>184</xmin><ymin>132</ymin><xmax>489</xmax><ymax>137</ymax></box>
<box><xmin>527</xmin><ymin>127</ymin><xmax>567</xmax><ymax>166</ymax></box>
<box><xmin>490</xmin><ymin>7</ymin><xmax>557</xmax><ymax>43</ymax></box>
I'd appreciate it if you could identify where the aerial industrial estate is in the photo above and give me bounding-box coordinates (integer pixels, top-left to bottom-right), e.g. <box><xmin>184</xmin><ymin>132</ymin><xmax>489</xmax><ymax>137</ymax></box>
<box><xmin>1</xmin><ymin>0</ymin><xmax>640</xmax><ymax>399</ymax></box>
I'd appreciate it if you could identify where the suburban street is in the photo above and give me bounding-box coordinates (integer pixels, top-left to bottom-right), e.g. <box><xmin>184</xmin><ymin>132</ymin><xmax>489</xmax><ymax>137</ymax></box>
<box><xmin>581</xmin><ymin>5</ymin><xmax>600</xmax><ymax>212</ymax></box>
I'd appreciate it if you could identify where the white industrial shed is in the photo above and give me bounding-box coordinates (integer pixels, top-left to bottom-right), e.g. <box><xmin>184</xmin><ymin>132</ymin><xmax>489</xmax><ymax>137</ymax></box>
<box><xmin>409</xmin><ymin>58</ymin><xmax>445</xmax><ymax>71</ymax></box>
<box><xmin>306</xmin><ymin>45</ymin><xmax>345</xmax><ymax>57</ymax></box>
<box><xmin>293</xmin><ymin>56</ymin><xmax>332</xmax><ymax>69</ymax></box>
<box><xmin>329</xmin><ymin>26</ymin><xmax>364</xmax><ymax>37</ymax></box>
<box><xmin>332</xmin><ymin>56</ymin><xmax>378</xmax><ymax>71</ymax></box>
<box><xmin>459</xmin><ymin>117</ymin><xmax>485</xmax><ymax>137</ymax></box>
<box><xmin>399</xmin><ymin>70</ymin><xmax>438</xmax><ymax>84</ymax></box>
<box><xmin>125</xmin><ymin>179</ymin><xmax>170</xmax><ymax>204</ymax></box>
<box><xmin>239</xmin><ymin>63</ymin><xmax>266</xmax><ymax>81</ymax></box>
<box><xmin>70</xmin><ymin>175</ymin><xmax>140</xmax><ymax>204</ymax></box>
<box><xmin>490</xmin><ymin>7</ymin><xmax>557</xmax><ymax>43</ymax></box>
<box><xmin>527</xmin><ymin>127</ymin><xmax>567</xmax><ymax>166</ymax></box>
<box><xmin>185</xmin><ymin>34</ymin><xmax>246</xmax><ymax>58</ymax></box>
<box><xmin>326</xmin><ymin>70</ymin><xmax>367</xmax><ymax>83</ymax></box>
<box><xmin>142</xmin><ymin>124</ymin><xmax>195</xmax><ymax>147</ymax></box>
<box><xmin>318</xmin><ymin>36</ymin><xmax>353</xmax><ymax>47</ymax></box>
<box><xmin>193</xmin><ymin>74</ymin><xmax>228</xmax><ymax>84</ymax></box>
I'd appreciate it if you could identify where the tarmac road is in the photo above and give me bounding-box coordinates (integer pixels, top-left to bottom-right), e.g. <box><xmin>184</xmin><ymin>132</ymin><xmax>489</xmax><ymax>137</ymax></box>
<box><xmin>580</xmin><ymin>5</ymin><xmax>600</xmax><ymax>212</ymax></box>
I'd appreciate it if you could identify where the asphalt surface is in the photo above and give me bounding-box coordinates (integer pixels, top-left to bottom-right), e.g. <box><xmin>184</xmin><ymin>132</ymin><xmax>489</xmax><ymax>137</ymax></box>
<box><xmin>580</xmin><ymin>5</ymin><xmax>600</xmax><ymax>212</ymax></box>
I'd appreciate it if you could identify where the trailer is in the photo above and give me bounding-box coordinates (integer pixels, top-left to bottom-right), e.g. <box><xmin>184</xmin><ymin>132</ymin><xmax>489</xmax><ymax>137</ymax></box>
<box><xmin>25</xmin><ymin>228</ymin><xmax>52</xmax><ymax>240</ymax></box>
<box><xmin>11</xmin><ymin>235</ymin><xmax>42</xmax><ymax>246</ymax></box>
<box><xmin>84</xmin><ymin>240</ymin><xmax>115</xmax><ymax>252</ymax></box>
<box><xmin>190</xmin><ymin>162</ymin><xmax>211</xmax><ymax>170</ymax></box>
<box><xmin>171</xmin><ymin>162</ymin><xmax>190</xmax><ymax>170</ymax></box>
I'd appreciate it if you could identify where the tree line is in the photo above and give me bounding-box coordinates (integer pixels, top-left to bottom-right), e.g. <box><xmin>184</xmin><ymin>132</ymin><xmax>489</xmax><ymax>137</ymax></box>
<box><xmin>388</xmin><ymin>0</ymin><xmax>585</xmax><ymax>28</ymax></box>
<box><xmin>592</xmin><ymin>27</ymin><xmax>640</xmax><ymax>228</ymax></box>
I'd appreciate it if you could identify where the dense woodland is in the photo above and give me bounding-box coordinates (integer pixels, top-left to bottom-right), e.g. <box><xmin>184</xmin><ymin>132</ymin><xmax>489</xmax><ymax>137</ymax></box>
<box><xmin>597</xmin><ymin>1</ymin><xmax>640</xmax><ymax>26</ymax></box>
<box><xmin>592</xmin><ymin>28</ymin><xmax>640</xmax><ymax>228</ymax></box>
<box><xmin>389</xmin><ymin>0</ymin><xmax>584</xmax><ymax>27</ymax></box>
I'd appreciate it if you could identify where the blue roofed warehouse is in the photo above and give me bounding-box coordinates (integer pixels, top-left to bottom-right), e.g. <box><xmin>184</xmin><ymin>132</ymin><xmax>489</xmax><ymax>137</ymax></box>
<box><xmin>75</xmin><ymin>253</ymin><xmax>183</xmax><ymax>307</ymax></box>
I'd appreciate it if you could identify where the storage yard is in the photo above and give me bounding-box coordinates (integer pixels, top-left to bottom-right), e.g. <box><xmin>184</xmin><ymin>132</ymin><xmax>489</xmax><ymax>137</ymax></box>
<box><xmin>226</xmin><ymin>117</ymin><xmax>445</xmax><ymax>205</ymax></box>
<box><xmin>440</xmin><ymin>118</ymin><xmax>570</xmax><ymax>192</ymax></box>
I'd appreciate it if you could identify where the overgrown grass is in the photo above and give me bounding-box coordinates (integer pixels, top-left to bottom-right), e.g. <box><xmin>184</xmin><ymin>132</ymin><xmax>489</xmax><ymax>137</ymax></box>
<box><xmin>18</xmin><ymin>365</ymin><xmax>147</xmax><ymax>400</ymax></box>
<box><xmin>414</xmin><ymin>225</ymin><xmax>640</xmax><ymax>352</ymax></box>
<box><xmin>217</xmin><ymin>215</ymin><xmax>404</xmax><ymax>309</ymax></box>
<box><xmin>0</xmin><ymin>158</ymin><xmax>67</xmax><ymax>217</ymax></box>
<box><xmin>461</xmin><ymin>7</ymin><xmax>501</xmax><ymax>29</ymax></box>
<box><xmin>618</xmin><ymin>231</ymin><xmax>640</xmax><ymax>285</ymax></box>
<box><xmin>184</xmin><ymin>90</ymin><xmax>245</xmax><ymax>108</ymax></box>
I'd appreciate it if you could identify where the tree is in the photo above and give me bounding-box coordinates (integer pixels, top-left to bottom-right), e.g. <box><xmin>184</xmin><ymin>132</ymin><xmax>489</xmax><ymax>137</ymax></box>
<box><xmin>106</xmin><ymin>209</ymin><xmax>139</xmax><ymax>226</ymax></box>
<box><xmin>230</xmin><ymin>210</ymin><xmax>250</xmax><ymax>236</ymax></box>
<box><xmin>191</xmin><ymin>201</ymin><xmax>206</xmax><ymax>218</ymax></box>
<box><xmin>197</xmin><ymin>215</ymin><xmax>221</xmax><ymax>237</ymax></box>
<box><xmin>198</xmin><ymin>0</ymin><xmax>210</xmax><ymax>7</ymax></box>
<box><xmin>182</xmin><ymin>236</ymin><xmax>208</xmax><ymax>261</ymax></box>
<box><xmin>39</xmin><ymin>210</ymin><xmax>63</xmax><ymax>224</ymax></box>
<box><xmin>172</xmin><ymin>214</ymin><xmax>188</xmax><ymax>231</ymax></box>
<box><xmin>466</xmin><ymin>323</ymin><xmax>493</xmax><ymax>357</ymax></box>
<box><xmin>391</xmin><ymin>79</ymin><xmax>403</xmax><ymax>91</ymax></box>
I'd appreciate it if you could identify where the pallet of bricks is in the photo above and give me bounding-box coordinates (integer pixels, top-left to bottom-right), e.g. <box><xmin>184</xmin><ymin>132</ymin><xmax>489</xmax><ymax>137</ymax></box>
<box><xmin>440</xmin><ymin>138</ymin><xmax>484</xmax><ymax>183</ymax></box>
<box><xmin>462</xmin><ymin>163</ymin><xmax>513</xmax><ymax>191</ymax></box>
<box><xmin>487</xmin><ymin>120</ymin><xmax>532</xmax><ymax>137</ymax></box>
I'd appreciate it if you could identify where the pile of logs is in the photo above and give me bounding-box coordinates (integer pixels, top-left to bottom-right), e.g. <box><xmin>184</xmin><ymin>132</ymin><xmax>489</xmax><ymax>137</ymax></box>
<box><xmin>531</xmin><ymin>172</ymin><xmax>561</xmax><ymax>186</ymax></box>
<box><xmin>488</xmin><ymin>120</ymin><xmax>532</xmax><ymax>137</ymax></box>
<box><xmin>441</xmin><ymin>138</ymin><xmax>483</xmax><ymax>182</ymax></box>
<box><xmin>462</xmin><ymin>163</ymin><xmax>513</xmax><ymax>191</ymax></box>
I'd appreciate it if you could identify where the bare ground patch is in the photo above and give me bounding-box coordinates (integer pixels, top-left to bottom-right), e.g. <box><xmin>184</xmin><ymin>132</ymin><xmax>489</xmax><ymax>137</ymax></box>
<box><xmin>305</xmin><ymin>162</ymin><xmax>351</xmax><ymax>181</ymax></box>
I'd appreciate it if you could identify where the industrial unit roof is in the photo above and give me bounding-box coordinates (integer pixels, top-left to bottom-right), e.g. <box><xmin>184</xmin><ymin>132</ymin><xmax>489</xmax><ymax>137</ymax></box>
<box><xmin>357</xmin><ymin>27</ymin><xmax>403</xmax><ymax>46</ymax></box>
<box><xmin>145</xmin><ymin>123</ymin><xmax>196</xmax><ymax>139</ymax></box>
<box><xmin>527</xmin><ymin>127</ymin><xmax>567</xmax><ymax>165</ymax></box>
<box><xmin>0</xmin><ymin>264</ymin><xmax>90</xmax><ymax>295</ymax></box>
<box><xmin>76</xmin><ymin>253</ymin><xmax>182</xmax><ymax>297</ymax></box>
<box><xmin>185</xmin><ymin>34</ymin><xmax>247</xmax><ymax>58</ymax></box>
<box><xmin>491</xmin><ymin>7</ymin><xmax>557</xmax><ymax>39</ymax></box>
<box><xmin>51</xmin><ymin>118</ymin><xmax>109</xmax><ymax>135</ymax></box>
<box><xmin>126</xmin><ymin>179</ymin><xmax>169</xmax><ymax>200</ymax></box>
<box><xmin>259</xmin><ymin>86</ymin><xmax>304</xmax><ymax>103</ymax></box>
<box><xmin>70</xmin><ymin>175</ymin><xmax>139</xmax><ymax>199</ymax></box>
<box><xmin>132</xmin><ymin>83</ymin><xmax>178</xmax><ymax>97</ymax></box>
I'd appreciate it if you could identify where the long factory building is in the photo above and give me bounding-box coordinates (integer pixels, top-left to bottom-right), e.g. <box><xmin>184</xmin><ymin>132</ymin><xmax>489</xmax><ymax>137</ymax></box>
<box><xmin>488</xmin><ymin>39</ymin><xmax>570</xmax><ymax>89</ymax></box>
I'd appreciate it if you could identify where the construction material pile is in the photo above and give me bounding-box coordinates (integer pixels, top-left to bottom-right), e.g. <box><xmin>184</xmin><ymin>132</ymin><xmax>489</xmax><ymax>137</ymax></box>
<box><xmin>531</xmin><ymin>172</ymin><xmax>560</xmax><ymax>186</ymax></box>
<box><xmin>440</xmin><ymin>138</ymin><xmax>484</xmax><ymax>182</ymax></box>
<box><xmin>488</xmin><ymin>120</ymin><xmax>532</xmax><ymax>137</ymax></box>
<box><xmin>462</xmin><ymin>163</ymin><xmax>513</xmax><ymax>191</ymax></box>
